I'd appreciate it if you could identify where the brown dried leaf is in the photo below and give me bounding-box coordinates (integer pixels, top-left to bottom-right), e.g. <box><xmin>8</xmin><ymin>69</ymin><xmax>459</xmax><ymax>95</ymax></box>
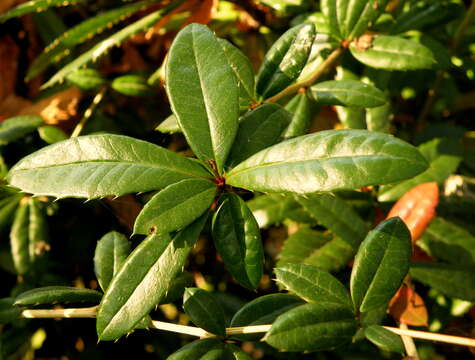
<box><xmin>389</xmin><ymin>285</ymin><xmax>428</xmax><ymax>327</ymax></box>
<box><xmin>103</xmin><ymin>195</ymin><xmax>143</xmax><ymax>232</ymax></box>
<box><xmin>184</xmin><ymin>0</ymin><xmax>218</xmax><ymax>26</ymax></box>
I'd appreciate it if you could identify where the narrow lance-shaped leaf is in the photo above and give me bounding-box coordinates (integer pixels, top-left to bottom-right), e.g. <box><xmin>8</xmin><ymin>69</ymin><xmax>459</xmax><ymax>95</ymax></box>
<box><xmin>227</xmin><ymin>104</ymin><xmax>292</xmax><ymax>167</ymax></box>
<box><xmin>350</xmin><ymin>35</ymin><xmax>436</xmax><ymax>71</ymax></box>
<box><xmin>256</xmin><ymin>23</ymin><xmax>316</xmax><ymax>98</ymax></box>
<box><xmin>320</xmin><ymin>0</ymin><xmax>341</xmax><ymax>40</ymax></box>
<box><xmin>275</xmin><ymin>263</ymin><xmax>352</xmax><ymax>307</ymax></box>
<box><xmin>0</xmin><ymin>298</ymin><xmax>22</xmax><ymax>324</ymax></box>
<box><xmin>94</xmin><ymin>231</ymin><xmax>131</xmax><ymax>292</ymax></box>
<box><xmin>344</xmin><ymin>0</ymin><xmax>389</xmax><ymax>40</ymax></box>
<box><xmin>166</xmin><ymin>23</ymin><xmax>239</xmax><ymax>174</ymax></box>
<box><xmin>0</xmin><ymin>195</ymin><xmax>22</xmax><ymax>233</ymax></box>
<box><xmin>264</xmin><ymin>302</ymin><xmax>357</xmax><ymax>352</ymax></box>
<box><xmin>230</xmin><ymin>293</ymin><xmax>304</xmax><ymax>341</ymax></box>
<box><xmin>27</xmin><ymin>0</ymin><xmax>155</xmax><ymax>79</ymax></box>
<box><xmin>0</xmin><ymin>116</ymin><xmax>44</xmax><ymax>146</ymax></box>
<box><xmin>227</xmin><ymin>129</ymin><xmax>428</xmax><ymax>194</ymax></box>
<box><xmin>351</xmin><ymin>217</ymin><xmax>412</xmax><ymax>312</ymax></box>
<box><xmin>111</xmin><ymin>74</ymin><xmax>154</xmax><ymax>97</ymax></box>
<box><xmin>247</xmin><ymin>193</ymin><xmax>301</xmax><ymax>229</ymax></box>
<box><xmin>14</xmin><ymin>286</ymin><xmax>102</xmax><ymax>306</ymax></box>
<box><xmin>28</xmin><ymin>198</ymin><xmax>49</xmax><ymax>262</ymax></box>
<box><xmin>134</xmin><ymin>179</ymin><xmax>216</xmax><ymax>236</ymax></box>
<box><xmin>365</xmin><ymin>325</ymin><xmax>405</xmax><ymax>353</ymax></box>
<box><xmin>7</xmin><ymin>134</ymin><xmax>212</xmax><ymax>199</ymax></box>
<box><xmin>283</xmin><ymin>92</ymin><xmax>316</xmax><ymax>138</ymax></box>
<box><xmin>212</xmin><ymin>193</ymin><xmax>263</xmax><ymax>290</ymax></box>
<box><xmin>65</xmin><ymin>69</ymin><xmax>107</xmax><ymax>91</ymax></box>
<box><xmin>226</xmin><ymin>344</ymin><xmax>253</xmax><ymax>360</ymax></box>
<box><xmin>334</xmin><ymin>66</ymin><xmax>366</xmax><ymax>129</ymax></box>
<box><xmin>155</xmin><ymin>114</ymin><xmax>181</xmax><ymax>134</ymax></box>
<box><xmin>0</xmin><ymin>0</ymin><xmax>90</xmax><ymax>23</ymax></box>
<box><xmin>167</xmin><ymin>338</ymin><xmax>225</xmax><ymax>360</ymax></box>
<box><xmin>42</xmin><ymin>1</ymin><xmax>185</xmax><ymax>88</ymax></box>
<box><xmin>38</xmin><ymin>126</ymin><xmax>68</xmax><ymax>144</ymax></box>
<box><xmin>10</xmin><ymin>202</ymin><xmax>30</xmax><ymax>275</ymax></box>
<box><xmin>183</xmin><ymin>288</ymin><xmax>226</xmax><ymax>337</ymax></box>
<box><xmin>97</xmin><ymin>215</ymin><xmax>207</xmax><ymax>340</ymax></box>
<box><xmin>310</xmin><ymin>80</ymin><xmax>387</xmax><ymax>108</ymax></box>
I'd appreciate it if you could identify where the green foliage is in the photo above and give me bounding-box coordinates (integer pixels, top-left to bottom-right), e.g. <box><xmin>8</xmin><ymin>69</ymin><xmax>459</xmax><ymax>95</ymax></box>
<box><xmin>14</xmin><ymin>286</ymin><xmax>102</xmax><ymax>306</ymax></box>
<box><xmin>310</xmin><ymin>80</ymin><xmax>387</xmax><ymax>107</ymax></box>
<box><xmin>0</xmin><ymin>116</ymin><xmax>44</xmax><ymax>146</ymax></box>
<box><xmin>364</xmin><ymin>325</ymin><xmax>405</xmax><ymax>353</ymax></box>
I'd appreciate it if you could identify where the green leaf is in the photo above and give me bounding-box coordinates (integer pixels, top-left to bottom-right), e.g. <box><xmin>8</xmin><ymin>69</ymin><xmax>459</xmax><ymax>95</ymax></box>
<box><xmin>225</xmin><ymin>344</ymin><xmax>253</xmax><ymax>360</ymax></box>
<box><xmin>226</xmin><ymin>129</ymin><xmax>428</xmax><ymax>194</ymax></box>
<box><xmin>183</xmin><ymin>288</ymin><xmax>226</xmax><ymax>337</ymax></box>
<box><xmin>275</xmin><ymin>263</ymin><xmax>352</xmax><ymax>307</ymax></box>
<box><xmin>310</xmin><ymin>80</ymin><xmax>386</xmax><ymax>108</ymax></box>
<box><xmin>14</xmin><ymin>286</ymin><xmax>102</xmax><ymax>306</ymax></box>
<box><xmin>96</xmin><ymin>216</ymin><xmax>206</xmax><ymax>340</ymax></box>
<box><xmin>0</xmin><ymin>298</ymin><xmax>22</xmax><ymax>324</ymax></box>
<box><xmin>155</xmin><ymin>114</ymin><xmax>181</xmax><ymax>134</ymax></box>
<box><xmin>160</xmin><ymin>272</ymin><xmax>193</xmax><ymax>305</ymax></box>
<box><xmin>218</xmin><ymin>39</ymin><xmax>256</xmax><ymax>106</ymax></box>
<box><xmin>0</xmin><ymin>195</ymin><xmax>22</xmax><ymax>233</ymax></box>
<box><xmin>418</xmin><ymin>217</ymin><xmax>475</xmax><ymax>265</ymax></box>
<box><xmin>297</xmin><ymin>193</ymin><xmax>368</xmax><ymax>250</ymax></box>
<box><xmin>351</xmin><ymin>217</ymin><xmax>412</xmax><ymax>312</ymax></box>
<box><xmin>230</xmin><ymin>293</ymin><xmax>303</xmax><ymax>340</ymax></box>
<box><xmin>42</xmin><ymin>1</ymin><xmax>184</xmax><ymax>88</ymax></box>
<box><xmin>366</xmin><ymin>102</ymin><xmax>391</xmax><ymax>133</ymax></box>
<box><xmin>378</xmin><ymin>138</ymin><xmax>462</xmax><ymax>201</ymax></box>
<box><xmin>283</xmin><ymin>92</ymin><xmax>316</xmax><ymax>138</ymax></box>
<box><xmin>111</xmin><ymin>74</ymin><xmax>154</xmax><ymax>97</ymax></box>
<box><xmin>167</xmin><ymin>338</ymin><xmax>225</xmax><ymax>360</ymax></box>
<box><xmin>212</xmin><ymin>194</ymin><xmax>263</xmax><ymax>290</ymax></box>
<box><xmin>166</xmin><ymin>23</ymin><xmax>239</xmax><ymax>174</ymax></box>
<box><xmin>0</xmin><ymin>116</ymin><xmax>44</xmax><ymax>146</ymax></box>
<box><xmin>227</xmin><ymin>104</ymin><xmax>292</xmax><ymax>166</ymax></box>
<box><xmin>343</xmin><ymin>0</ymin><xmax>389</xmax><ymax>40</ymax></box>
<box><xmin>349</xmin><ymin>35</ymin><xmax>436</xmax><ymax>71</ymax></box>
<box><xmin>27</xmin><ymin>1</ymin><xmax>154</xmax><ymax>79</ymax></box>
<box><xmin>264</xmin><ymin>302</ymin><xmax>357</xmax><ymax>351</ymax></box>
<box><xmin>38</xmin><ymin>126</ymin><xmax>68</xmax><ymax>144</ymax></box>
<box><xmin>133</xmin><ymin>179</ymin><xmax>216</xmax><ymax>235</ymax></box>
<box><xmin>0</xmin><ymin>0</ymin><xmax>89</xmax><ymax>23</ymax></box>
<box><xmin>66</xmin><ymin>69</ymin><xmax>107</xmax><ymax>91</ymax></box>
<box><xmin>7</xmin><ymin>134</ymin><xmax>212</xmax><ymax>199</ymax></box>
<box><xmin>10</xmin><ymin>203</ymin><xmax>30</xmax><ymax>275</ymax></box>
<box><xmin>27</xmin><ymin>198</ymin><xmax>49</xmax><ymax>261</ymax></box>
<box><xmin>365</xmin><ymin>325</ymin><xmax>404</xmax><ymax>353</ymax></box>
<box><xmin>321</xmin><ymin>0</ymin><xmax>341</xmax><ymax>40</ymax></box>
<box><xmin>410</xmin><ymin>262</ymin><xmax>475</xmax><ymax>301</ymax></box>
<box><xmin>94</xmin><ymin>231</ymin><xmax>131</xmax><ymax>292</ymax></box>
<box><xmin>256</xmin><ymin>23</ymin><xmax>316</xmax><ymax>98</ymax></box>
<box><xmin>247</xmin><ymin>194</ymin><xmax>301</xmax><ymax>228</ymax></box>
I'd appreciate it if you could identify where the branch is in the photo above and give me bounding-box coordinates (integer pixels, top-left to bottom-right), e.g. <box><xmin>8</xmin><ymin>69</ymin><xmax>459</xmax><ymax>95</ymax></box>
<box><xmin>20</xmin><ymin>308</ymin><xmax>475</xmax><ymax>348</ymax></box>
<box><xmin>263</xmin><ymin>46</ymin><xmax>345</xmax><ymax>104</ymax></box>
<box><xmin>70</xmin><ymin>87</ymin><xmax>107</xmax><ymax>138</ymax></box>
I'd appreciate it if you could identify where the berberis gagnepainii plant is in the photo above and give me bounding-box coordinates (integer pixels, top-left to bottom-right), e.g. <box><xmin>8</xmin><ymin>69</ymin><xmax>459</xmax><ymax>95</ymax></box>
<box><xmin>1</xmin><ymin>0</ymin><xmax>475</xmax><ymax>359</ymax></box>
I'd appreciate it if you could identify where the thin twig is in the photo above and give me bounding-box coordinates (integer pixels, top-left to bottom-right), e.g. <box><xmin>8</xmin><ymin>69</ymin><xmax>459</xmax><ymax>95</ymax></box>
<box><xmin>399</xmin><ymin>323</ymin><xmax>420</xmax><ymax>359</ymax></box>
<box><xmin>383</xmin><ymin>326</ymin><xmax>475</xmax><ymax>348</ymax></box>
<box><xmin>70</xmin><ymin>87</ymin><xmax>107</xmax><ymax>138</ymax></box>
<box><xmin>21</xmin><ymin>306</ymin><xmax>98</xmax><ymax>318</ymax></box>
<box><xmin>150</xmin><ymin>320</ymin><xmax>211</xmax><ymax>338</ymax></box>
<box><xmin>264</xmin><ymin>46</ymin><xmax>345</xmax><ymax>104</ymax></box>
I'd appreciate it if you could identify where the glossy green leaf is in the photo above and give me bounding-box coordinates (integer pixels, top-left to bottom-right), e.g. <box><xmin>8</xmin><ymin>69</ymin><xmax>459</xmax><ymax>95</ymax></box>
<box><xmin>160</xmin><ymin>272</ymin><xmax>193</xmax><ymax>305</ymax></box>
<box><xmin>133</xmin><ymin>179</ymin><xmax>216</xmax><ymax>235</ymax></box>
<box><xmin>310</xmin><ymin>80</ymin><xmax>386</xmax><ymax>108</ymax></box>
<box><xmin>344</xmin><ymin>0</ymin><xmax>389</xmax><ymax>39</ymax></box>
<box><xmin>166</xmin><ymin>23</ymin><xmax>239</xmax><ymax>174</ymax></box>
<box><xmin>296</xmin><ymin>193</ymin><xmax>368</xmax><ymax>250</ymax></box>
<box><xmin>351</xmin><ymin>217</ymin><xmax>412</xmax><ymax>312</ymax></box>
<box><xmin>379</xmin><ymin>138</ymin><xmax>461</xmax><ymax>201</ymax></box>
<box><xmin>365</xmin><ymin>325</ymin><xmax>404</xmax><ymax>353</ymax></box>
<box><xmin>212</xmin><ymin>193</ymin><xmax>263</xmax><ymax>290</ymax></box>
<box><xmin>0</xmin><ymin>298</ymin><xmax>22</xmax><ymax>324</ymax></box>
<box><xmin>167</xmin><ymin>338</ymin><xmax>224</xmax><ymax>360</ymax></box>
<box><xmin>256</xmin><ymin>23</ymin><xmax>316</xmax><ymax>98</ymax></box>
<box><xmin>321</xmin><ymin>0</ymin><xmax>341</xmax><ymax>40</ymax></box>
<box><xmin>14</xmin><ymin>286</ymin><xmax>102</xmax><ymax>306</ymax></box>
<box><xmin>32</xmin><ymin>9</ymin><xmax>68</xmax><ymax>47</ymax></box>
<box><xmin>111</xmin><ymin>74</ymin><xmax>154</xmax><ymax>97</ymax></box>
<box><xmin>247</xmin><ymin>194</ymin><xmax>301</xmax><ymax>228</ymax></box>
<box><xmin>418</xmin><ymin>217</ymin><xmax>475</xmax><ymax>265</ymax></box>
<box><xmin>43</xmin><ymin>1</ymin><xmax>184</xmax><ymax>88</ymax></box>
<box><xmin>227</xmin><ymin>129</ymin><xmax>428</xmax><ymax>194</ymax></box>
<box><xmin>38</xmin><ymin>126</ymin><xmax>68</xmax><ymax>144</ymax></box>
<box><xmin>27</xmin><ymin>1</ymin><xmax>154</xmax><ymax>79</ymax></box>
<box><xmin>183</xmin><ymin>288</ymin><xmax>226</xmax><ymax>337</ymax></box>
<box><xmin>27</xmin><ymin>198</ymin><xmax>49</xmax><ymax>261</ymax></box>
<box><xmin>0</xmin><ymin>116</ymin><xmax>44</xmax><ymax>146</ymax></box>
<box><xmin>227</xmin><ymin>104</ymin><xmax>292</xmax><ymax>166</ymax></box>
<box><xmin>283</xmin><ymin>92</ymin><xmax>316</xmax><ymax>138</ymax></box>
<box><xmin>7</xmin><ymin>134</ymin><xmax>212</xmax><ymax>199</ymax></box>
<box><xmin>334</xmin><ymin>67</ymin><xmax>366</xmax><ymax>129</ymax></box>
<box><xmin>218</xmin><ymin>39</ymin><xmax>256</xmax><ymax>106</ymax></box>
<box><xmin>66</xmin><ymin>68</ymin><xmax>107</xmax><ymax>91</ymax></box>
<box><xmin>411</xmin><ymin>262</ymin><xmax>475</xmax><ymax>301</ymax></box>
<box><xmin>10</xmin><ymin>203</ymin><xmax>30</xmax><ymax>275</ymax></box>
<box><xmin>366</xmin><ymin>102</ymin><xmax>391</xmax><ymax>133</ymax></box>
<box><xmin>94</xmin><ymin>231</ymin><xmax>131</xmax><ymax>292</ymax></box>
<box><xmin>155</xmin><ymin>114</ymin><xmax>181</xmax><ymax>134</ymax></box>
<box><xmin>96</xmin><ymin>216</ymin><xmax>206</xmax><ymax>340</ymax></box>
<box><xmin>225</xmin><ymin>344</ymin><xmax>253</xmax><ymax>360</ymax></box>
<box><xmin>230</xmin><ymin>293</ymin><xmax>303</xmax><ymax>340</ymax></box>
<box><xmin>297</xmin><ymin>33</ymin><xmax>337</xmax><ymax>82</ymax></box>
<box><xmin>264</xmin><ymin>302</ymin><xmax>357</xmax><ymax>351</ymax></box>
<box><xmin>0</xmin><ymin>195</ymin><xmax>22</xmax><ymax>233</ymax></box>
<box><xmin>0</xmin><ymin>0</ymin><xmax>89</xmax><ymax>23</ymax></box>
<box><xmin>350</xmin><ymin>35</ymin><xmax>436</xmax><ymax>71</ymax></box>
<box><xmin>275</xmin><ymin>263</ymin><xmax>352</xmax><ymax>307</ymax></box>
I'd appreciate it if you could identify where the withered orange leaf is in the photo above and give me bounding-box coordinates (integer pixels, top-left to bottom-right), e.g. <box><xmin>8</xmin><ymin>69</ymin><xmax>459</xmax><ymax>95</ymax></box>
<box><xmin>389</xmin><ymin>284</ymin><xmax>428</xmax><ymax>327</ymax></box>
